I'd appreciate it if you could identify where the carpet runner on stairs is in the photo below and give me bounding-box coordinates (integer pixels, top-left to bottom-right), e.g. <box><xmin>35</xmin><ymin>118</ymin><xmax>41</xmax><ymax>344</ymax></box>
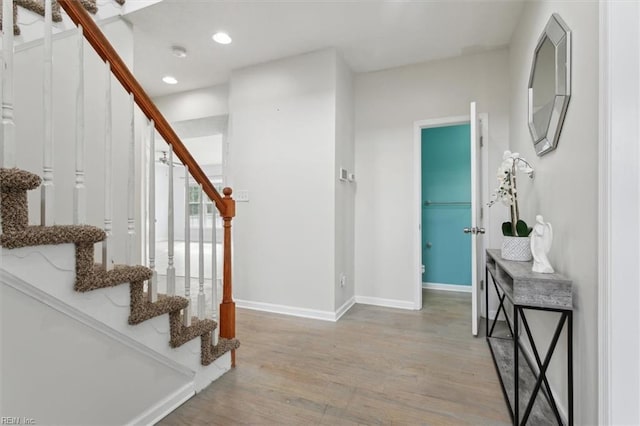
<box><xmin>0</xmin><ymin>167</ymin><xmax>239</xmax><ymax>366</ymax></box>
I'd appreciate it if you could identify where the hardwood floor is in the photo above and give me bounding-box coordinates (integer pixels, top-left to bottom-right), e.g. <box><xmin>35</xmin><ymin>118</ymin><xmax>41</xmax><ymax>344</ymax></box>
<box><xmin>160</xmin><ymin>290</ymin><xmax>510</xmax><ymax>425</ymax></box>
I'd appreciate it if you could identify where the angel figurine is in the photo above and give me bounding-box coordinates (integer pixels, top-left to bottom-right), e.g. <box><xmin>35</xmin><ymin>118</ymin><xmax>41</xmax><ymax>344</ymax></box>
<box><xmin>531</xmin><ymin>215</ymin><xmax>554</xmax><ymax>273</ymax></box>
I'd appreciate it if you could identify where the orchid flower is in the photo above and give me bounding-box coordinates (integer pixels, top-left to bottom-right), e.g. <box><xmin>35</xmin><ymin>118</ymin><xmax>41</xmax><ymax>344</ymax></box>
<box><xmin>488</xmin><ymin>150</ymin><xmax>535</xmax><ymax>232</ymax></box>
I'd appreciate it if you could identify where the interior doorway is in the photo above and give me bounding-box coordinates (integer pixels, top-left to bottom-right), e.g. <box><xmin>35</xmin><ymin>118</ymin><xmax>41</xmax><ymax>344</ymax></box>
<box><xmin>413</xmin><ymin>109</ymin><xmax>489</xmax><ymax>335</ymax></box>
<box><xmin>421</xmin><ymin>123</ymin><xmax>472</xmax><ymax>292</ymax></box>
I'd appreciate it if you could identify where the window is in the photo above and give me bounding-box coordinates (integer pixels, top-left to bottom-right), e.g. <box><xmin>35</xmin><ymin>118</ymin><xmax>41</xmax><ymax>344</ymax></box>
<box><xmin>188</xmin><ymin>180</ymin><xmax>223</xmax><ymax>229</ymax></box>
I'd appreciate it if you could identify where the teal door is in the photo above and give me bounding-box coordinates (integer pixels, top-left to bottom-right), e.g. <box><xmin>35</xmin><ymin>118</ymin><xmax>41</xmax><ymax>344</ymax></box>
<box><xmin>421</xmin><ymin>124</ymin><xmax>471</xmax><ymax>286</ymax></box>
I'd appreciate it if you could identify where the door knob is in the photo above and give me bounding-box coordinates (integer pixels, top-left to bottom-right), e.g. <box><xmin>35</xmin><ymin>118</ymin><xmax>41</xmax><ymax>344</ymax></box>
<box><xmin>426</xmin><ymin>242</ymin><xmax>432</xmax><ymax>248</ymax></box>
<box><xmin>463</xmin><ymin>227</ymin><xmax>485</xmax><ymax>235</ymax></box>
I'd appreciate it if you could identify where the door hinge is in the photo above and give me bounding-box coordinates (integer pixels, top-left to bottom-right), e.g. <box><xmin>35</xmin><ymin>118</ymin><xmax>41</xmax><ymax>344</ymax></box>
<box><xmin>480</xmin><ymin>280</ymin><xmax>484</xmax><ymax>290</ymax></box>
<box><xmin>480</xmin><ymin>134</ymin><xmax>484</xmax><ymax>147</ymax></box>
<box><xmin>480</xmin><ymin>207</ymin><xmax>484</xmax><ymax>219</ymax></box>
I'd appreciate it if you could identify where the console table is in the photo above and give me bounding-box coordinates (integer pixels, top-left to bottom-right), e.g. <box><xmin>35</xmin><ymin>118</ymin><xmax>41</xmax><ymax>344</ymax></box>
<box><xmin>485</xmin><ymin>249</ymin><xmax>573</xmax><ymax>425</ymax></box>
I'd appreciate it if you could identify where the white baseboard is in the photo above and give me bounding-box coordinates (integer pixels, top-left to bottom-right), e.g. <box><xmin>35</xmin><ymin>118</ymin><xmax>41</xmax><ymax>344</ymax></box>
<box><xmin>335</xmin><ymin>297</ymin><xmax>356</xmax><ymax>320</ymax></box>
<box><xmin>236</xmin><ymin>299</ymin><xmax>339</xmax><ymax>322</ymax></box>
<box><xmin>354</xmin><ymin>296</ymin><xmax>415</xmax><ymax>310</ymax></box>
<box><xmin>423</xmin><ymin>282</ymin><xmax>472</xmax><ymax>293</ymax></box>
<box><xmin>488</xmin><ymin>310</ymin><xmax>506</xmax><ymax>322</ymax></box>
<box><xmin>127</xmin><ymin>382</ymin><xmax>194</xmax><ymax>426</ymax></box>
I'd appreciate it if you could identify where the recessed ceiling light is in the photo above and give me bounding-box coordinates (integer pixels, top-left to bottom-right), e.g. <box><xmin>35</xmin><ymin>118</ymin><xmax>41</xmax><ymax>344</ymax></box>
<box><xmin>212</xmin><ymin>32</ymin><xmax>232</xmax><ymax>45</ymax></box>
<box><xmin>162</xmin><ymin>76</ymin><xmax>178</xmax><ymax>85</ymax></box>
<box><xmin>171</xmin><ymin>46</ymin><xmax>187</xmax><ymax>58</ymax></box>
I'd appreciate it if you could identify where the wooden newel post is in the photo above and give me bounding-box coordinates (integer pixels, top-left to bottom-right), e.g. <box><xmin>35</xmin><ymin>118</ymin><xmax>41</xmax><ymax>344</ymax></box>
<box><xmin>220</xmin><ymin>187</ymin><xmax>237</xmax><ymax>367</ymax></box>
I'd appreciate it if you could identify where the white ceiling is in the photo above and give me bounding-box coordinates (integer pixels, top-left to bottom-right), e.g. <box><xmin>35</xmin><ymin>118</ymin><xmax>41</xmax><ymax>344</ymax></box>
<box><xmin>126</xmin><ymin>0</ymin><xmax>525</xmax><ymax>97</ymax></box>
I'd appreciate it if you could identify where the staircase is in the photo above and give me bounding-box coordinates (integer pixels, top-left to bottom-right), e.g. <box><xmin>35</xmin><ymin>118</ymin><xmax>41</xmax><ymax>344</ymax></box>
<box><xmin>1</xmin><ymin>0</ymin><xmax>239</xmax><ymax>423</ymax></box>
<box><xmin>0</xmin><ymin>167</ymin><xmax>239</xmax><ymax>364</ymax></box>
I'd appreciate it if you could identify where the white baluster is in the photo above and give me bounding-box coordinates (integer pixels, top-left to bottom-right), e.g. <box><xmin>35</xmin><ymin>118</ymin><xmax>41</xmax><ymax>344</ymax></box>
<box><xmin>126</xmin><ymin>93</ymin><xmax>135</xmax><ymax>264</ymax></box>
<box><xmin>73</xmin><ymin>26</ymin><xmax>86</xmax><ymax>225</ymax></box>
<box><xmin>1</xmin><ymin>0</ymin><xmax>16</xmax><ymax>169</ymax></box>
<box><xmin>166</xmin><ymin>148</ymin><xmax>175</xmax><ymax>295</ymax></box>
<box><xmin>41</xmin><ymin>0</ymin><xmax>55</xmax><ymax>226</ymax></box>
<box><xmin>211</xmin><ymin>206</ymin><xmax>218</xmax><ymax>345</ymax></box>
<box><xmin>197</xmin><ymin>185</ymin><xmax>205</xmax><ymax>319</ymax></box>
<box><xmin>102</xmin><ymin>62</ymin><xmax>113</xmax><ymax>271</ymax></box>
<box><xmin>183</xmin><ymin>166</ymin><xmax>191</xmax><ymax>326</ymax></box>
<box><xmin>147</xmin><ymin>120</ymin><xmax>157</xmax><ymax>302</ymax></box>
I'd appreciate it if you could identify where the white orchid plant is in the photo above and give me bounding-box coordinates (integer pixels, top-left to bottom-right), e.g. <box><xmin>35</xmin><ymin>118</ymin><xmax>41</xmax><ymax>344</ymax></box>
<box><xmin>488</xmin><ymin>150</ymin><xmax>535</xmax><ymax>237</ymax></box>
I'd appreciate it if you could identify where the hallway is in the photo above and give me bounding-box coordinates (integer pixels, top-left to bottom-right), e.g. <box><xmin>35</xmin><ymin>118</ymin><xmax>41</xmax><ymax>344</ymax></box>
<box><xmin>160</xmin><ymin>290</ymin><xmax>509</xmax><ymax>425</ymax></box>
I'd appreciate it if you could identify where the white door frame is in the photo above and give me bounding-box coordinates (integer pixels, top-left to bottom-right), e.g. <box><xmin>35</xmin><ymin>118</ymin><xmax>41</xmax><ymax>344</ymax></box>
<box><xmin>412</xmin><ymin>113</ymin><xmax>489</xmax><ymax>310</ymax></box>
<box><xmin>598</xmin><ymin>1</ymin><xmax>640</xmax><ymax>423</ymax></box>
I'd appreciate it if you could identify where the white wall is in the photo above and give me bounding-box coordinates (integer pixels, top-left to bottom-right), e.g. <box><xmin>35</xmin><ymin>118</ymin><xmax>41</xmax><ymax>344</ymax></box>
<box><xmin>508</xmin><ymin>2</ymin><xmax>598</xmax><ymax>423</ymax></box>
<box><xmin>0</xmin><ymin>283</ymin><xmax>192</xmax><ymax>425</ymax></box>
<box><xmin>153</xmin><ymin>84</ymin><xmax>229</xmax><ymax>122</ymax></box>
<box><xmin>14</xmin><ymin>20</ymin><xmax>142</xmax><ymax>264</ymax></box>
<box><xmin>354</xmin><ymin>49</ymin><xmax>510</xmax><ymax>305</ymax></box>
<box><xmin>601</xmin><ymin>2</ymin><xmax>640</xmax><ymax>423</ymax></box>
<box><xmin>334</xmin><ymin>54</ymin><xmax>356</xmax><ymax>310</ymax></box>
<box><xmin>228</xmin><ymin>49</ymin><xmax>343</xmax><ymax>314</ymax></box>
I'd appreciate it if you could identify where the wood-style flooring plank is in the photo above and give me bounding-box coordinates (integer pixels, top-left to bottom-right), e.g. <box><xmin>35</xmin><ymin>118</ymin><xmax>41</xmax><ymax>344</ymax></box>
<box><xmin>159</xmin><ymin>290</ymin><xmax>510</xmax><ymax>425</ymax></box>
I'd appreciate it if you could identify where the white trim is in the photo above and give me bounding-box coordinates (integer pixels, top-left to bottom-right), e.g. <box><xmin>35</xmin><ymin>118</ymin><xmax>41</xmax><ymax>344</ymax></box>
<box><xmin>127</xmin><ymin>382</ymin><xmax>194</xmax><ymax>426</ymax></box>
<box><xmin>423</xmin><ymin>282</ymin><xmax>472</xmax><ymax>293</ymax></box>
<box><xmin>0</xmin><ymin>268</ymin><xmax>195</xmax><ymax>378</ymax></box>
<box><xmin>236</xmin><ymin>299</ymin><xmax>338</xmax><ymax>322</ymax></box>
<box><xmin>413</xmin><ymin>113</ymin><xmax>489</xmax><ymax>312</ymax></box>
<box><xmin>354</xmin><ymin>295</ymin><xmax>415</xmax><ymax>310</ymax></box>
<box><xmin>598</xmin><ymin>0</ymin><xmax>612</xmax><ymax>422</ymax></box>
<box><xmin>598</xmin><ymin>2</ymin><xmax>640</xmax><ymax>423</ymax></box>
<box><xmin>335</xmin><ymin>296</ymin><xmax>356</xmax><ymax>320</ymax></box>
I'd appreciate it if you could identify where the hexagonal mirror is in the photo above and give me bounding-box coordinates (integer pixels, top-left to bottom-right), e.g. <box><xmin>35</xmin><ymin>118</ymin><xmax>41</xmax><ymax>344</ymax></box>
<box><xmin>528</xmin><ymin>14</ymin><xmax>571</xmax><ymax>156</ymax></box>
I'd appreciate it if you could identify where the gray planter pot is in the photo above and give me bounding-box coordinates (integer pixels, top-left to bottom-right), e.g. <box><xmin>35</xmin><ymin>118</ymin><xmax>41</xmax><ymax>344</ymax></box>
<box><xmin>501</xmin><ymin>236</ymin><xmax>532</xmax><ymax>262</ymax></box>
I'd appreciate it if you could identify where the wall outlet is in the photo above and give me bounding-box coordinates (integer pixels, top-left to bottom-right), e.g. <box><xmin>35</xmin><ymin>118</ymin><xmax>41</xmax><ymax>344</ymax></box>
<box><xmin>339</xmin><ymin>273</ymin><xmax>346</xmax><ymax>287</ymax></box>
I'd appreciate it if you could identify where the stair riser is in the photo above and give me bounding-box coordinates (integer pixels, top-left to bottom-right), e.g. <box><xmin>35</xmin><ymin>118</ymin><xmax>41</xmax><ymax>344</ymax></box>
<box><xmin>1</xmin><ymin>191</ymin><xmax>29</xmax><ymax>233</ymax></box>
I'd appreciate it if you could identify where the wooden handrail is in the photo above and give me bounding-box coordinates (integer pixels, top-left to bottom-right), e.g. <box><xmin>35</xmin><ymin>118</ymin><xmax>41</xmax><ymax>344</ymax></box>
<box><xmin>57</xmin><ymin>0</ymin><xmax>226</xmax><ymax>215</ymax></box>
<box><xmin>57</xmin><ymin>0</ymin><xmax>237</xmax><ymax>364</ymax></box>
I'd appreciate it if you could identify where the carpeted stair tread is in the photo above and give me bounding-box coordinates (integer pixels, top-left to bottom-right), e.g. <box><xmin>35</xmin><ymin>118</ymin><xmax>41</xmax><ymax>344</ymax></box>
<box><xmin>202</xmin><ymin>336</ymin><xmax>241</xmax><ymax>366</ymax></box>
<box><xmin>0</xmin><ymin>167</ymin><xmax>239</xmax><ymax>368</ymax></box>
<box><xmin>169</xmin><ymin>314</ymin><xmax>217</xmax><ymax>348</ymax></box>
<box><xmin>128</xmin><ymin>281</ymin><xmax>189</xmax><ymax>325</ymax></box>
<box><xmin>0</xmin><ymin>168</ymin><xmax>42</xmax><ymax>191</ymax></box>
<box><xmin>75</xmin><ymin>263</ymin><xmax>152</xmax><ymax>292</ymax></box>
<box><xmin>1</xmin><ymin>225</ymin><xmax>105</xmax><ymax>248</ymax></box>
<box><xmin>1</xmin><ymin>168</ymin><xmax>42</xmax><ymax>233</ymax></box>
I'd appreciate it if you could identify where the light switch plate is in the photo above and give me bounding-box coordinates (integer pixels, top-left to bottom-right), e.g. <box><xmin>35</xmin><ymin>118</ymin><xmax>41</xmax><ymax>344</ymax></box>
<box><xmin>237</xmin><ymin>190</ymin><xmax>249</xmax><ymax>202</ymax></box>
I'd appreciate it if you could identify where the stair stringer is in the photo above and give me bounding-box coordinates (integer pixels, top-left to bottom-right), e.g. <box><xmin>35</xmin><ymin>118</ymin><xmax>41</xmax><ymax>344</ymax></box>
<box><xmin>1</xmin><ymin>276</ymin><xmax>197</xmax><ymax>426</ymax></box>
<box><xmin>0</xmin><ymin>243</ymin><xmax>231</xmax><ymax>392</ymax></box>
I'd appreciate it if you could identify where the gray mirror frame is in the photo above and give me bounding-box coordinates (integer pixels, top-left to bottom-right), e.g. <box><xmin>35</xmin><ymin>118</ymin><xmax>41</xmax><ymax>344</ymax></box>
<box><xmin>528</xmin><ymin>13</ymin><xmax>571</xmax><ymax>156</ymax></box>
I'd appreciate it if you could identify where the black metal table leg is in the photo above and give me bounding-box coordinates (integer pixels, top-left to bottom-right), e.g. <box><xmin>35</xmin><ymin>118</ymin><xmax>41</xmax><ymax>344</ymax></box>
<box><xmin>520</xmin><ymin>311</ymin><xmax>564</xmax><ymax>424</ymax></box>
<box><xmin>568</xmin><ymin>312</ymin><xmax>573</xmax><ymax>426</ymax></box>
<box><xmin>485</xmin><ymin>267</ymin><xmax>489</xmax><ymax>336</ymax></box>
<box><xmin>520</xmin><ymin>312</ymin><xmax>568</xmax><ymax>425</ymax></box>
<box><xmin>514</xmin><ymin>305</ymin><xmax>519</xmax><ymax>425</ymax></box>
<box><xmin>488</xmin><ymin>272</ymin><xmax>514</xmax><ymax>338</ymax></box>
